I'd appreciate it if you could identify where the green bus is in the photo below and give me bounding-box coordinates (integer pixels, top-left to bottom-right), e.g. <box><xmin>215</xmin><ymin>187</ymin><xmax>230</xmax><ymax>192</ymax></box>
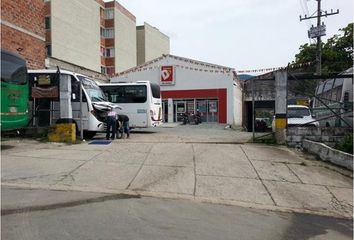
<box><xmin>1</xmin><ymin>49</ymin><xmax>29</xmax><ymax>131</ymax></box>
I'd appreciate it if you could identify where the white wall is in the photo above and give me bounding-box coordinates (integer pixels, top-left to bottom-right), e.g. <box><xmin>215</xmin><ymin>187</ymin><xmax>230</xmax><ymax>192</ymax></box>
<box><xmin>136</xmin><ymin>23</ymin><xmax>170</xmax><ymax>65</ymax></box>
<box><xmin>112</xmin><ymin>56</ymin><xmax>240</xmax><ymax>125</ymax></box>
<box><xmin>51</xmin><ymin>0</ymin><xmax>101</xmax><ymax>72</ymax></box>
<box><xmin>114</xmin><ymin>9</ymin><xmax>136</xmax><ymax>72</ymax></box>
<box><xmin>233</xmin><ymin>82</ymin><xmax>243</xmax><ymax>127</ymax></box>
<box><xmin>144</xmin><ymin>23</ymin><xmax>170</xmax><ymax>64</ymax></box>
<box><xmin>136</xmin><ymin>27</ymin><xmax>145</xmax><ymax>65</ymax></box>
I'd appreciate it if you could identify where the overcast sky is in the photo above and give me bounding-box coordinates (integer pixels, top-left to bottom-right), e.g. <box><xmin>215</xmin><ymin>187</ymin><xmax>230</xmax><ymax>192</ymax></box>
<box><xmin>115</xmin><ymin>0</ymin><xmax>353</xmax><ymax>72</ymax></box>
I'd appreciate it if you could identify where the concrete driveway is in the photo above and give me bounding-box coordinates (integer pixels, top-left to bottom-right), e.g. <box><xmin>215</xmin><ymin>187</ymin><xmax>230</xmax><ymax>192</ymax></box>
<box><xmin>1</xmin><ymin>124</ymin><xmax>353</xmax><ymax>218</ymax></box>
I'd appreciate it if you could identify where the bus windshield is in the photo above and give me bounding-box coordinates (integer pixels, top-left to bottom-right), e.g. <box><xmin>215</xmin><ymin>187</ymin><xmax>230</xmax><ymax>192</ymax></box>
<box><xmin>77</xmin><ymin>76</ymin><xmax>106</xmax><ymax>102</ymax></box>
<box><xmin>1</xmin><ymin>52</ymin><xmax>27</xmax><ymax>85</ymax></box>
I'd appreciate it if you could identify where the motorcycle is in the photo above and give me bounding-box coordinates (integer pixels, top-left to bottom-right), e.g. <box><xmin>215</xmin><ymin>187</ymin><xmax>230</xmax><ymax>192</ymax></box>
<box><xmin>181</xmin><ymin>113</ymin><xmax>190</xmax><ymax>125</ymax></box>
<box><xmin>181</xmin><ymin>112</ymin><xmax>202</xmax><ymax>125</ymax></box>
<box><xmin>193</xmin><ymin>111</ymin><xmax>202</xmax><ymax>125</ymax></box>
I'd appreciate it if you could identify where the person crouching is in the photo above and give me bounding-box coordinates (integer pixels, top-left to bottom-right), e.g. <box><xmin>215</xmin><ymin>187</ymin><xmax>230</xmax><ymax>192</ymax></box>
<box><xmin>118</xmin><ymin>114</ymin><xmax>130</xmax><ymax>138</ymax></box>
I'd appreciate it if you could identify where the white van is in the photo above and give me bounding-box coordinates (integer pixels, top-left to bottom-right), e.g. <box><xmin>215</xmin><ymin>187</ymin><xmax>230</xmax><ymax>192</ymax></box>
<box><xmin>272</xmin><ymin>105</ymin><xmax>319</xmax><ymax>131</ymax></box>
<box><xmin>287</xmin><ymin>105</ymin><xmax>319</xmax><ymax>127</ymax></box>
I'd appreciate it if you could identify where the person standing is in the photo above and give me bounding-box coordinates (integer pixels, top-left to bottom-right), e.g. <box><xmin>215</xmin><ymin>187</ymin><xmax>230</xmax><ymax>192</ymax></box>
<box><xmin>106</xmin><ymin>107</ymin><xmax>117</xmax><ymax>140</ymax></box>
<box><xmin>118</xmin><ymin>114</ymin><xmax>130</xmax><ymax>138</ymax></box>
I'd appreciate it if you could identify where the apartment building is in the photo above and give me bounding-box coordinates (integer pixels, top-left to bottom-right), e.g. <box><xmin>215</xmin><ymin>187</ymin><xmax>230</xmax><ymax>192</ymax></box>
<box><xmin>44</xmin><ymin>0</ymin><xmax>136</xmax><ymax>77</ymax></box>
<box><xmin>137</xmin><ymin>22</ymin><xmax>170</xmax><ymax>65</ymax></box>
<box><xmin>102</xmin><ymin>1</ymin><xmax>137</xmax><ymax>74</ymax></box>
<box><xmin>1</xmin><ymin>0</ymin><xmax>45</xmax><ymax>69</ymax></box>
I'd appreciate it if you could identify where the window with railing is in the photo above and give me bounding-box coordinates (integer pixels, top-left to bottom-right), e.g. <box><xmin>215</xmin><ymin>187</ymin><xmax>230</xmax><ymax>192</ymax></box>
<box><xmin>100</xmin><ymin>28</ymin><xmax>114</xmax><ymax>38</ymax></box>
<box><xmin>105</xmin><ymin>48</ymin><xmax>114</xmax><ymax>57</ymax></box>
<box><xmin>104</xmin><ymin>9</ymin><xmax>114</xmax><ymax>19</ymax></box>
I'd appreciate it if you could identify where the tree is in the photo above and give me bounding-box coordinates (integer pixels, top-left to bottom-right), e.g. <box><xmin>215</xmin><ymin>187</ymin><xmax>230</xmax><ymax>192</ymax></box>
<box><xmin>294</xmin><ymin>23</ymin><xmax>353</xmax><ymax>74</ymax></box>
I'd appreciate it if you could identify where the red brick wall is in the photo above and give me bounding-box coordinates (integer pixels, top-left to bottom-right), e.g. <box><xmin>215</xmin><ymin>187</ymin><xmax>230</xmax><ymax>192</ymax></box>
<box><xmin>44</xmin><ymin>2</ymin><xmax>51</xmax><ymax>17</ymax></box>
<box><xmin>105</xmin><ymin>19</ymin><xmax>114</xmax><ymax>28</ymax></box>
<box><xmin>1</xmin><ymin>0</ymin><xmax>45</xmax><ymax>69</ymax></box>
<box><xmin>1</xmin><ymin>25</ymin><xmax>45</xmax><ymax>69</ymax></box>
<box><xmin>1</xmin><ymin>0</ymin><xmax>45</xmax><ymax>37</ymax></box>
<box><xmin>114</xmin><ymin>1</ymin><xmax>136</xmax><ymax>22</ymax></box>
<box><xmin>102</xmin><ymin>57</ymin><xmax>114</xmax><ymax>66</ymax></box>
<box><xmin>101</xmin><ymin>38</ymin><xmax>114</xmax><ymax>47</ymax></box>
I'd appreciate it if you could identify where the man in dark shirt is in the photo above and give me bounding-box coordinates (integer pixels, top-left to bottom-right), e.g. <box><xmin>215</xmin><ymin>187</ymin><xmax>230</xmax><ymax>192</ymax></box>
<box><xmin>118</xmin><ymin>114</ymin><xmax>130</xmax><ymax>138</ymax></box>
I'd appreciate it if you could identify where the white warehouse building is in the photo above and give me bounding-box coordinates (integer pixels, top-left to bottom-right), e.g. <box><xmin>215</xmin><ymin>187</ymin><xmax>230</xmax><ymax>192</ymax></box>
<box><xmin>111</xmin><ymin>54</ymin><xmax>243</xmax><ymax>126</ymax></box>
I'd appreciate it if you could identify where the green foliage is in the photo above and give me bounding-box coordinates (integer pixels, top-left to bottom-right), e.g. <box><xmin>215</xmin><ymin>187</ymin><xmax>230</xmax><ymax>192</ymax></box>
<box><xmin>290</xmin><ymin>79</ymin><xmax>318</xmax><ymax>97</ymax></box>
<box><xmin>294</xmin><ymin>23</ymin><xmax>353</xmax><ymax>74</ymax></box>
<box><xmin>335</xmin><ymin>134</ymin><xmax>353</xmax><ymax>154</ymax></box>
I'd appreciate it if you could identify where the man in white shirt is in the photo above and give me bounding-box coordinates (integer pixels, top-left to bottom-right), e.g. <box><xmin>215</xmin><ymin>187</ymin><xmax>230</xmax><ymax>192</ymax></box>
<box><xmin>106</xmin><ymin>108</ymin><xmax>117</xmax><ymax>140</ymax></box>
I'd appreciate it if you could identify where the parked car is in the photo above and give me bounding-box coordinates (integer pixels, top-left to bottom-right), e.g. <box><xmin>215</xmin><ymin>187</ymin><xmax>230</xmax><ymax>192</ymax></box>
<box><xmin>272</xmin><ymin>105</ymin><xmax>319</xmax><ymax>131</ymax></box>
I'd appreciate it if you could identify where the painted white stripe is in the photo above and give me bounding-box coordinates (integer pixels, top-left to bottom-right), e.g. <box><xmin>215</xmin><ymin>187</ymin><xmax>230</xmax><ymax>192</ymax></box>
<box><xmin>0</xmin><ymin>20</ymin><xmax>45</xmax><ymax>41</ymax></box>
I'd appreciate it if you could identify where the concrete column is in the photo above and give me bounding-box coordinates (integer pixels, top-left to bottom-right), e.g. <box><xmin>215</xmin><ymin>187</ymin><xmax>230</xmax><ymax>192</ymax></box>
<box><xmin>168</xmin><ymin>98</ymin><xmax>174</xmax><ymax>123</ymax></box>
<box><xmin>59</xmin><ymin>74</ymin><xmax>72</xmax><ymax>120</ymax></box>
<box><xmin>274</xmin><ymin>71</ymin><xmax>287</xmax><ymax>144</ymax></box>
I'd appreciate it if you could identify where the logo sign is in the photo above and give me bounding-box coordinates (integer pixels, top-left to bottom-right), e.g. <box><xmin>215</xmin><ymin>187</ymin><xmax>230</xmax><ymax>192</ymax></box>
<box><xmin>160</xmin><ymin>66</ymin><xmax>175</xmax><ymax>85</ymax></box>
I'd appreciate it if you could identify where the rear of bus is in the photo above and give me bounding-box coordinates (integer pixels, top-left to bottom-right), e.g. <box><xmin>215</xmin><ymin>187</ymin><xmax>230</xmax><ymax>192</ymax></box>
<box><xmin>100</xmin><ymin>81</ymin><xmax>162</xmax><ymax>128</ymax></box>
<box><xmin>148</xmin><ymin>82</ymin><xmax>162</xmax><ymax>127</ymax></box>
<box><xmin>1</xmin><ymin>50</ymin><xmax>29</xmax><ymax>131</ymax></box>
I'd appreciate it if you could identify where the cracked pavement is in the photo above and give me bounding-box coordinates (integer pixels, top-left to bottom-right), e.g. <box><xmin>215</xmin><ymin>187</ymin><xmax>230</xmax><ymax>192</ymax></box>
<box><xmin>1</xmin><ymin>124</ymin><xmax>353</xmax><ymax>218</ymax></box>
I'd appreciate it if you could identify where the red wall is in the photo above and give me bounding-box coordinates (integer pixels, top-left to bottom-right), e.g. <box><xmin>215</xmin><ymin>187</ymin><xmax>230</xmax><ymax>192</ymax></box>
<box><xmin>161</xmin><ymin>89</ymin><xmax>227</xmax><ymax>123</ymax></box>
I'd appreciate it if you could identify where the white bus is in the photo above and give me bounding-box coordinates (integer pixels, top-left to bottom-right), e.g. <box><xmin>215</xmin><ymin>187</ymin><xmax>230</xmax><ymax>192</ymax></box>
<box><xmin>99</xmin><ymin>81</ymin><xmax>162</xmax><ymax>128</ymax></box>
<box><xmin>28</xmin><ymin>69</ymin><xmax>117</xmax><ymax>138</ymax></box>
<box><xmin>312</xmin><ymin>67</ymin><xmax>353</xmax><ymax>127</ymax></box>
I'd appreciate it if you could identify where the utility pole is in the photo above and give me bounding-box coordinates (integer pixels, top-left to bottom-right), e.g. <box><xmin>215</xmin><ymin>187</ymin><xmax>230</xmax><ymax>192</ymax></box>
<box><xmin>300</xmin><ymin>0</ymin><xmax>339</xmax><ymax>75</ymax></box>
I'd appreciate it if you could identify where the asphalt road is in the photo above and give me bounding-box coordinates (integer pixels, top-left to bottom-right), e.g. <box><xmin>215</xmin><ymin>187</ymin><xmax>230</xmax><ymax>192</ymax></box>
<box><xmin>2</xmin><ymin>187</ymin><xmax>353</xmax><ymax>240</ymax></box>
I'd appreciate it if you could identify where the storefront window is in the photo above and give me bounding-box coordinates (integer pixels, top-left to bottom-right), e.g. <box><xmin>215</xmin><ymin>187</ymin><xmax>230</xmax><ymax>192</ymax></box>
<box><xmin>208</xmin><ymin>100</ymin><xmax>218</xmax><ymax>122</ymax></box>
<box><xmin>171</xmin><ymin>99</ymin><xmax>219</xmax><ymax>123</ymax></box>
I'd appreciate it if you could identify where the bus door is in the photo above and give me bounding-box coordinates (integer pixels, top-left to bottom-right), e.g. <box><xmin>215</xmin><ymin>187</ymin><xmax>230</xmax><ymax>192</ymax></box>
<box><xmin>70</xmin><ymin>76</ymin><xmax>89</xmax><ymax>130</ymax></box>
<box><xmin>29</xmin><ymin>73</ymin><xmax>59</xmax><ymax>127</ymax></box>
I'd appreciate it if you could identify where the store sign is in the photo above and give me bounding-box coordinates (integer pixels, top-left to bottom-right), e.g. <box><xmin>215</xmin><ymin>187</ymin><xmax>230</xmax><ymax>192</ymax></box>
<box><xmin>160</xmin><ymin>66</ymin><xmax>175</xmax><ymax>85</ymax></box>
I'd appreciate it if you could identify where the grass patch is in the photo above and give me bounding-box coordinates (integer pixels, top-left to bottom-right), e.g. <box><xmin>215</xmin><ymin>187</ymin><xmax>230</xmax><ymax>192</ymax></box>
<box><xmin>334</xmin><ymin>133</ymin><xmax>353</xmax><ymax>154</ymax></box>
